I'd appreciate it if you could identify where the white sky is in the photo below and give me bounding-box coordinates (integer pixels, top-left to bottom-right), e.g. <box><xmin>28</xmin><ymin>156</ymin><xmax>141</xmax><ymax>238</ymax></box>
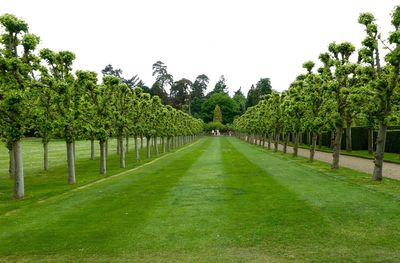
<box><xmin>0</xmin><ymin>0</ymin><xmax>397</xmax><ymax>95</ymax></box>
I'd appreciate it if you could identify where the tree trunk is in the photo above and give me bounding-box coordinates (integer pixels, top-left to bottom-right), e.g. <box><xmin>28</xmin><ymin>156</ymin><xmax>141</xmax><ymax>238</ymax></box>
<box><xmin>262</xmin><ymin>137</ymin><xmax>266</xmax><ymax>148</ymax></box>
<box><xmin>309</xmin><ymin>132</ymin><xmax>317</xmax><ymax>162</ymax></box>
<box><xmin>43</xmin><ymin>141</ymin><xmax>49</xmax><ymax>171</ymax></box>
<box><xmin>368</xmin><ymin>128</ymin><xmax>374</xmax><ymax>155</ymax></box>
<box><xmin>135</xmin><ymin>137</ymin><xmax>140</xmax><ymax>162</ymax></box>
<box><xmin>267</xmin><ymin>134</ymin><xmax>271</xmax><ymax>150</ymax></box>
<box><xmin>293</xmin><ymin>132</ymin><xmax>299</xmax><ymax>157</ymax></box>
<box><xmin>167</xmin><ymin>137</ymin><xmax>171</xmax><ymax>152</ymax></box>
<box><xmin>346</xmin><ymin>119</ymin><xmax>352</xmax><ymax>152</ymax></box>
<box><xmin>126</xmin><ymin>136</ymin><xmax>129</xmax><ymax>154</ymax></box>
<box><xmin>331</xmin><ymin>126</ymin><xmax>343</xmax><ymax>169</ymax></box>
<box><xmin>105</xmin><ymin>140</ymin><xmax>108</xmax><ymax>158</ymax></box>
<box><xmin>9</xmin><ymin>147</ymin><xmax>15</xmax><ymax>179</ymax></box>
<box><xmin>330</xmin><ymin>130</ymin><xmax>335</xmax><ymax>149</ymax></box>
<box><xmin>141</xmin><ymin>136</ymin><xmax>144</xmax><ymax>149</ymax></box>
<box><xmin>154</xmin><ymin>137</ymin><xmax>158</xmax><ymax>156</ymax></box>
<box><xmin>66</xmin><ymin>141</ymin><xmax>76</xmax><ymax>184</ymax></box>
<box><xmin>373</xmin><ymin>123</ymin><xmax>387</xmax><ymax>181</ymax></box>
<box><xmin>117</xmin><ymin>138</ymin><xmax>120</xmax><ymax>155</ymax></box>
<box><xmin>72</xmin><ymin>141</ymin><xmax>76</xmax><ymax>160</ymax></box>
<box><xmin>146</xmin><ymin>137</ymin><xmax>151</xmax><ymax>158</ymax></box>
<box><xmin>274</xmin><ymin>133</ymin><xmax>279</xmax><ymax>152</ymax></box>
<box><xmin>119</xmin><ymin>136</ymin><xmax>125</xmax><ymax>168</ymax></box>
<box><xmin>283</xmin><ymin>133</ymin><xmax>289</xmax><ymax>154</ymax></box>
<box><xmin>100</xmin><ymin>140</ymin><xmax>106</xmax><ymax>174</ymax></box>
<box><xmin>162</xmin><ymin>137</ymin><xmax>165</xmax><ymax>153</ymax></box>
<box><xmin>299</xmin><ymin>132</ymin><xmax>303</xmax><ymax>144</ymax></box>
<box><xmin>90</xmin><ymin>139</ymin><xmax>95</xmax><ymax>160</ymax></box>
<box><xmin>13</xmin><ymin>140</ymin><xmax>24</xmax><ymax>199</ymax></box>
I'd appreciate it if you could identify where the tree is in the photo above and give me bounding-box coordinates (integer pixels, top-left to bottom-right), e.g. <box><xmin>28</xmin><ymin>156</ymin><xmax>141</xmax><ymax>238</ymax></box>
<box><xmin>233</xmin><ymin>88</ymin><xmax>246</xmax><ymax>114</ymax></box>
<box><xmin>325</xmin><ymin>41</ymin><xmax>356</xmax><ymax>169</ymax></box>
<box><xmin>152</xmin><ymin>61</ymin><xmax>173</xmax><ymax>104</ymax></box>
<box><xmin>40</xmin><ymin>48</ymin><xmax>82</xmax><ymax>184</ymax></box>
<box><xmin>0</xmin><ymin>14</ymin><xmax>40</xmax><ymax>198</ymax></box>
<box><xmin>137</xmin><ymin>80</ymin><xmax>151</xmax><ymax>94</ymax></box>
<box><xmin>31</xmin><ymin>62</ymin><xmax>57</xmax><ymax>172</ymax></box>
<box><xmin>190</xmin><ymin>74</ymin><xmax>209</xmax><ymax>118</ymax></box>
<box><xmin>213</xmin><ymin>105</ymin><xmax>223</xmax><ymax>123</ymax></box>
<box><xmin>191</xmin><ymin>74</ymin><xmax>209</xmax><ymax>98</ymax></box>
<box><xmin>358</xmin><ymin>8</ymin><xmax>400</xmax><ymax>180</ymax></box>
<box><xmin>301</xmin><ymin>60</ymin><xmax>333</xmax><ymax>161</ymax></box>
<box><xmin>170</xmin><ymin>78</ymin><xmax>192</xmax><ymax>111</ymax></box>
<box><xmin>102</xmin><ymin>64</ymin><xmax>141</xmax><ymax>89</ymax></box>
<box><xmin>256</xmin><ymin>78</ymin><xmax>272</xmax><ymax>97</ymax></box>
<box><xmin>245</xmin><ymin>85</ymin><xmax>258</xmax><ymax>108</ymax></box>
<box><xmin>201</xmin><ymin>92</ymin><xmax>240</xmax><ymax>124</ymax></box>
<box><xmin>266</xmin><ymin>92</ymin><xmax>284</xmax><ymax>152</ymax></box>
<box><xmin>105</xmin><ymin>76</ymin><xmax>132</xmax><ymax>168</ymax></box>
<box><xmin>150</xmin><ymin>81</ymin><xmax>169</xmax><ymax>104</ymax></box>
<box><xmin>212</xmin><ymin>75</ymin><xmax>228</xmax><ymax>94</ymax></box>
<box><xmin>285</xmin><ymin>77</ymin><xmax>308</xmax><ymax>157</ymax></box>
<box><xmin>246</xmin><ymin>78</ymin><xmax>272</xmax><ymax>108</ymax></box>
<box><xmin>80</xmin><ymin>70</ymin><xmax>112</xmax><ymax>174</ymax></box>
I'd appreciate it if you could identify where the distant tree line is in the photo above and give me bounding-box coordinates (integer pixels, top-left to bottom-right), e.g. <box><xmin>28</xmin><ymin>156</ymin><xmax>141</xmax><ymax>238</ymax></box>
<box><xmin>130</xmin><ymin>60</ymin><xmax>273</xmax><ymax>125</ymax></box>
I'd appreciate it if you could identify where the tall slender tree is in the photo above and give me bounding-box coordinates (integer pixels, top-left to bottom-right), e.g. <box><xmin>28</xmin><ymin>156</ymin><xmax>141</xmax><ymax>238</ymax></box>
<box><xmin>0</xmin><ymin>14</ymin><xmax>40</xmax><ymax>198</ymax></box>
<box><xmin>40</xmin><ymin>48</ymin><xmax>81</xmax><ymax>184</ymax></box>
<box><xmin>358</xmin><ymin>8</ymin><xmax>400</xmax><ymax>180</ymax></box>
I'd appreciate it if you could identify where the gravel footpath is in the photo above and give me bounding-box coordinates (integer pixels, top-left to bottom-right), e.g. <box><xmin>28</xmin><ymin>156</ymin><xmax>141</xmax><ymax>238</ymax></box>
<box><xmin>257</xmin><ymin>141</ymin><xmax>400</xmax><ymax>180</ymax></box>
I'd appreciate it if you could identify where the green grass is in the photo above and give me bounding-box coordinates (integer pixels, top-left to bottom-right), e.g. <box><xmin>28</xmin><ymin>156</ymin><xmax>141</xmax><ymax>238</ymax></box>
<box><xmin>0</xmin><ymin>137</ymin><xmax>169</xmax><ymax>215</ymax></box>
<box><xmin>1</xmin><ymin>137</ymin><xmax>400</xmax><ymax>262</ymax></box>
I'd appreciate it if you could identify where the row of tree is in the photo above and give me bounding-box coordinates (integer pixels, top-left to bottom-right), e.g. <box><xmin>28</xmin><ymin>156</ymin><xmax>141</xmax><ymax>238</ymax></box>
<box><xmin>234</xmin><ymin>6</ymin><xmax>400</xmax><ymax>181</ymax></box>
<box><xmin>0</xmin><ymin>14</ymin><xmax>203</xmax><ymax>199</ymax></box>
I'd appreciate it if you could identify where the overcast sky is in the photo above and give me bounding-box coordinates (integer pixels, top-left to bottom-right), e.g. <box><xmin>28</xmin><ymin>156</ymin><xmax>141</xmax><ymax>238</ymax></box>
<box><xmin>0</xmin><ymin>0</ymin><xmax>397</xmax><ymax>95</ymax></box>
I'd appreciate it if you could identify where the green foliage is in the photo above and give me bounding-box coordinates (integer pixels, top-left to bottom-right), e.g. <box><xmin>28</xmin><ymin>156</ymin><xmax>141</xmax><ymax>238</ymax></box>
<box><xmin>213</xmin><ymin>105</ymin><xmax>222</xmax><ymax>123</ymax></box>
<box><xmin>232</xmin><ymin>88</ymin><xmax>246</xmax><ymax>114</ymax></box>
<box><xmin>151</xmin><ymin>61</ymin><xmax>172</xmax><ymax>104</ymax></box>
<box><xmin>170</xmin><ymin>78</ymin><xmax>192</xmax><ymax>111</ymax></box>
<box><xmin>191</xmin><ymin>74</ymin><xmax>209</xmax><ymax>99</ymax></box>
<box><xmin>201</xmin><ymin>92</ymin><xmax>239</xmax><ymax>124</ymax></box>
<box><xmin>204</xmin><ymin>121</ymin><xmax>226</xmax><ymax>132</ymax></box>
<box><xmin>245</xmin><ymin>78</ymin><xmax>272</xmax><ymax>108</ymax></box>
<box><xmin>0</xmin><ymin>13</ymin><xmax>38</xmax><ymax>142</ymax></box>
<box><xmin>212</xmin><ymin>75</ymin><xmax>228</xmax><ymax>94</ymax></box>
<box><xmin>102</xmin><ymin>64</ymin><xmax>141</xmax><ymax>89</ymax></box>
<box><xmin>189</xmin><ymin>74</ymin><xmax>209</xmax><ymax>118</ymax></box>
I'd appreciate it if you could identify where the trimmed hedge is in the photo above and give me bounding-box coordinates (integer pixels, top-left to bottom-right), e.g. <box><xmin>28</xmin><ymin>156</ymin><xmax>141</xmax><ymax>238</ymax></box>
<box><xmin>317</xmin><ymin>127</ymin><xmax>400</xmax><ymax>154</ymax></box>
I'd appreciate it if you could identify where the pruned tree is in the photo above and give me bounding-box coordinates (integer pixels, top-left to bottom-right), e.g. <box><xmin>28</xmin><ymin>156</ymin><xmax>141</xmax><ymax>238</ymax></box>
<box><xmin>0</xmin><ymin>14</ymin><xmax>40</xmax><ymax>198</ymax></box>
<box><xmin>40</xmin><ymin>48</ymin><xmax>83</xmax><ymax>184</ymax></box>
<box><xmin>358</xmin><ymin>8</ymin><xmax>400</xmax><ymax>180</ymax></box>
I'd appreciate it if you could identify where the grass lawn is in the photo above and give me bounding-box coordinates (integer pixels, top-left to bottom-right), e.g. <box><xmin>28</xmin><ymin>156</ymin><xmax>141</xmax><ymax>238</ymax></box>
<box><xmin>1</xmin><ymin>137</ymin><xmax>400</xmax><ymax>262</ymax></box>
<box><xmin>0</xmin><ymin>137</ymin><xmax>167</xmax><ymax>215</ymax></box>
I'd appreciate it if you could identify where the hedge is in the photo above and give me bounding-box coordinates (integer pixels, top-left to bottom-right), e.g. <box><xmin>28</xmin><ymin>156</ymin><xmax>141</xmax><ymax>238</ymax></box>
<box><xmin>316</xmin><ymin>127</ymin><xmax>400</xmax><ymax>153</ymax></box>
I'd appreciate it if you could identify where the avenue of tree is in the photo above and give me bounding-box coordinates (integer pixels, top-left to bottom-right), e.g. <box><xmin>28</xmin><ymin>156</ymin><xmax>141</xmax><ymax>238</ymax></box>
<box><xmin>0</xmin><ymin>14</ymin><xmax>203</xmax><ymax>199</ymax></box>
<box><xmin>234</xmin><ymin>6</ymin><xmax>400</xmax><ymax>181</ymax></box>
